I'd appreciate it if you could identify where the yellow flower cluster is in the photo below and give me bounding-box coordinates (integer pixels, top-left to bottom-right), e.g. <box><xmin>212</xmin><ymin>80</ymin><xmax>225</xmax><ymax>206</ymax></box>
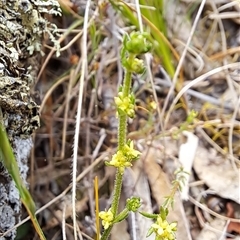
<box><xmin>151</xmin><ymin>216</ymin><xmax>177</xmax><ymax>240</ymax></box>
<box><xmin>108</xmin><ymin>141</ymin><xmax>141</xmax><ymax>174</ymax></box>
<box><xmin>99</xmin><ymin>208</ymin><xmax>114</xmax><ymax>230</ymax></box>
<box><xmin>129</xmin><ymin>58</ymin><xmax>145</xmax><ymax>74</ymax></box>
<box><xmin>114</xmin><ymin>92</ymin><xmax>135</xmax><ymax>118</ymax></box>
<box><xmin>122</xmin><ymin>141</ymin><xmax>141</xmax><ymax>160</ymax></box>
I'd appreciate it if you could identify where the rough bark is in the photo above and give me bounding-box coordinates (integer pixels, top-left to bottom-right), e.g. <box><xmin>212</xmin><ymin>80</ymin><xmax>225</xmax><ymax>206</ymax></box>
<box><xmin>0</xmin><ymin>1</ymin><xmax>60</xmax><ymax>239</ymax></box>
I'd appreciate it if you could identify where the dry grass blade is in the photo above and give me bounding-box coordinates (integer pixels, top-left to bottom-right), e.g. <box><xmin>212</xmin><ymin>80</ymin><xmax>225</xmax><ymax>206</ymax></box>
<box><xmin>71</xmin><ymin>0</ymin><xmax>92</xmax><ymax>239</ymax></box>
<box><xmin>164</xmin><ymin>62</ymin><xmax>240</xmax><ymax>127</ymax></box>
<box><xmin>161</xmin><ymin>0</ymin><xmax>207</xmax><ymax>127</ymax></box>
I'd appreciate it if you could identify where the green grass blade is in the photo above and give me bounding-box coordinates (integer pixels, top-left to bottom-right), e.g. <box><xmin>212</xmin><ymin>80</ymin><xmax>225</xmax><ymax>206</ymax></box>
<box><xmin>0</xmin><ymin>122</ymin><xmax>46</xmax><ymax>240</ymax></box>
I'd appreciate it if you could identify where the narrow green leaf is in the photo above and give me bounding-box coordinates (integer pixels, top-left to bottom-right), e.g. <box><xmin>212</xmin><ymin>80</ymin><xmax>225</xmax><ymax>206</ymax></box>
<box><xmin>0</xmin><ymin>117</ymin><xmax>46</xmax><ymax>240</ymax></box>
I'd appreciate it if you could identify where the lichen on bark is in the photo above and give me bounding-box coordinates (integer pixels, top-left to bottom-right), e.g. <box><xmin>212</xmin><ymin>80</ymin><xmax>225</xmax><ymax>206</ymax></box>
<box><xmin>0</xmin><ymin>1</ymin><xmax>60</xmax><ymax>239</ymax></box>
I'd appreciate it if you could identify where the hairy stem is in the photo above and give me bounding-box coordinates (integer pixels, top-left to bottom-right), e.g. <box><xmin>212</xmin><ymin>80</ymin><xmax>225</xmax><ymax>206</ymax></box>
<box><xmin>101</xmin><ymin>57</ymin><xmax>134</xmax><ymax>240</ymax></box>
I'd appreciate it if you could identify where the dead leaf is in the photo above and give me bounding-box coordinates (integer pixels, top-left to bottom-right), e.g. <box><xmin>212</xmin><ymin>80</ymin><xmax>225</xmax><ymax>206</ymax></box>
<box><xmin>194</xmin><ymin>147</ymin><xmax>240</xmax><ymax>204</ymax></box>
<box><xmin>143</xmin><ymin>147</ymin><xmax>171</xmax><ymax>205</ymax></box>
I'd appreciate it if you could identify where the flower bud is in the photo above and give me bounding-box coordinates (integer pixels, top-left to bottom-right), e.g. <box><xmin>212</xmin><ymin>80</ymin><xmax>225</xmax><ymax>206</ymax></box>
<box><xmin>125</xmin><ymin>32</ymin><xmax>152</xmax><ymax>54</ymax></box>
<box><xmin>126</xmin><ymin>197</ymin><xmax>141</xmax><ymax>212</ymax></box>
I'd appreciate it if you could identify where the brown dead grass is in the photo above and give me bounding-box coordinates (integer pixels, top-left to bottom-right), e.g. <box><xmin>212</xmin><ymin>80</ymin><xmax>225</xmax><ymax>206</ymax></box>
<box><xmin>17</xmin><ymin>1</ymin><xmax>240</xmax><ymax>239</ymax></box>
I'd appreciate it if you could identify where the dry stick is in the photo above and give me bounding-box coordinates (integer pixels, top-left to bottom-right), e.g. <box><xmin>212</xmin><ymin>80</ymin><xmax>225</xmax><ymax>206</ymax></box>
<box><xmin>210</xmin><ymin>46</ymin><xmax>240</xmax><ymax>60</ymax></box>
<box><xmin>217</xmin><ymin>0</ymin><xmax>240</xmax><ymax>11</ymax></box>
<box><xmin>40</xmin><ymin>76</ymin><xmax>70</xmax><ymax>113</ymax></box>
<box><xmin>67</xmin><ymin>8</ymin><xmax>100</xmax><ymax>239</ymax></box>
<box><xmin>71</xmin><ymin>0</ymin><xmax>91</xmax><ymax>239</ymax></box>
<box><xmin>189</xmin><ymin>195</ymin><xmax>240</xmax><ymax>223</ymax></box>
<box><xmin>38</xmin><ymin>7</ymin><xmax>99</xmax><ymax>83</ymax></box>
<box><xmin>173</xmin><ymin>39</ymin><xmax>204</xmax><ymax>73</ymax></box>
<box><xmin>62</xmin><ymin>204</ymin><xmax>67</xmax><ymax>240</ymax></box>
<box><xmin>95</xmin><ymin>176</ymin><xmax>100</xmax><ymax>240</ymax></box>
<box><xmin>194</xmin><ymin>201</ymin><xmax>234</xmax><ymax>238</ymax></box>
<box><xmin>37</xmin><ymin>19</ymin><xmax>84</xmax><ymax>83</ymax></box>
<box><xmin>133</xmin><ymin>0</ymin><xmax>164</xmax><ymax>137</ymax></box>
<box><xmin>210</xmin><ymin>1</ymin><xmax>239</xmax><ymax>171</ymax></box>
<box><xmin>133</xmin><ymin>6</ymin><xmax>172</xmax><ymax>225</ymax></box>
<box><xmin>61</xmin><ymin>70</ymin><xmax>74</xmax><ymax>159</ymax></box>
<box><xmin>132</xmin><ymin>1</ymin><xmax>165</xmax><ymax>237</ymax></box>
<box><xmin>53</xmin><ymin>75</ymin><xmax>82</xmax><ymax>118</ymax></box>
<box><xmin>161</xmin><ymin>0</ymin><xmax>207</xmax><ymax>128</ymax></box>
<box><xmin>209</xmin><ymin>12</ymin><xmax>240</xmax><ymax>20</ymax></box>
<box><xmin>228</xmin><ymin>96</ymin><xmax>240</xmax><ymax>168</ymax></box>
<box><xmin>58</xmin><ymin>0</ymin><xmax>83</xmax><ymax>19</ymax></box>
<box><xmin>196</xmin><ymin>127</ymin><xmax>239</xmax><ymax>164</ymax></box>
<box><xmin>210</xmin><ymin>1</ymin><xmax>238</xmax><ymax>105</ymax></box>
<box><xmin>155</xmin><ymin>78</ymin><xmax>235</xmax><ymax>110</ymax></box>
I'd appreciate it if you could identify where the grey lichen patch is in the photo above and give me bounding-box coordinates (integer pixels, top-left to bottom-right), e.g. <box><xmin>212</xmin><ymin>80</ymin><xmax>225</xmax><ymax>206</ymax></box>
<box><xmin>0</xmin><ymin>205</ymin><xmax>17</xmax><ymax>240</ymax></box>
<box><xmin>0</xmin><ymin>0</ymin><xmax>61</xmax><ymax>239</ymax></box>
<box><xmin>0</xmin><ymin>181</ymin><xmax>21</xmax><ymax>240</ymax></box>
<box><xmin>0</xmin><ymin>0</ymin><xmax>61</xmax><ymax>57</ymax></box>
<box><xmin>13</xmin><ymin>137</ymin><xmax>33</xmax><ymax>182</ymax></box>
<box><xmin>0</xmin><ymin>0</ymin><xmax>61</xmax><ymax>139</ymax></box>
<box><xmin>0</xmin><ymin>76</ymin><xmax>40</xmax><ymax>139</ymax></box>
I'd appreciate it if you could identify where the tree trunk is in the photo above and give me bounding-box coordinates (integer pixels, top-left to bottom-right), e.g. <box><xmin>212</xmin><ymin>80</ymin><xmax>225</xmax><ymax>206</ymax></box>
<box><xmin>0</xmin><ymin>1</ymin><xmax>60</xmax><ymax>239</ymax></box>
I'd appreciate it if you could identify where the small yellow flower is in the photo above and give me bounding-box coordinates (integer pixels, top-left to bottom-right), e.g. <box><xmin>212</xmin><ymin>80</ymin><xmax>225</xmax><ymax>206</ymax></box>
<box><xmin>99</xmin><ymin>208</ymin><xmax>114</xmax><ymax>230</ymax></box>
<box><xmin>150</xmin><ymin>101</ymin><xmax>157</xmax><ymax>110</ymax></box>
<box><xmin>123</xmin><ymin>141</ymin><xmax>141</xmax><ymax>160</ymax></box>
<box><xmin>107</xmin><ymin>141</ymin><xmax>140</xmax><ymax>174</ymax></box>
<box><xmin>151</xmin><ymin>216</ymin><xmax>177</xmax><ymax>240</ymax></box>
<box><xmin>108</xmin><ymin>150</ymin><xmax>132</xmax><ymax>173</ymax></box>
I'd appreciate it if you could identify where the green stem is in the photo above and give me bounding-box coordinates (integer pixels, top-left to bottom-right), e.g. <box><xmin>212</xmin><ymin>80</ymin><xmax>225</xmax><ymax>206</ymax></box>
<box><xmin>101</xmin><ymin>58</ymin><xmax>134</xmax><ymax>240</ymax></box>
<box><xmin>111</xmin><ymin>169</ymin><xmax>123</xmax><ymax>217</ymax></box>
<box><xmin>100</xmin><ymin>169</ymin><xmax>123</xmax><ymax>240</ymax></box>
<box><xmin>118</xmin><ymin>58</ymin><xmax>133</xmax><ymax>149</ymax></box>
<box><xmin>100</xmin><ymin>225</ymin><xmax>112</xmax><ymax>240</ymax></box>
<box><xmin>122</xmin><ymin>68</ymin><xmax>132</xmax><ymax>97</ymax></box>
<box><xmin>118</xmin><ymin>115</ymin><xmax>127</xmax><ymax>149</ymax></box>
